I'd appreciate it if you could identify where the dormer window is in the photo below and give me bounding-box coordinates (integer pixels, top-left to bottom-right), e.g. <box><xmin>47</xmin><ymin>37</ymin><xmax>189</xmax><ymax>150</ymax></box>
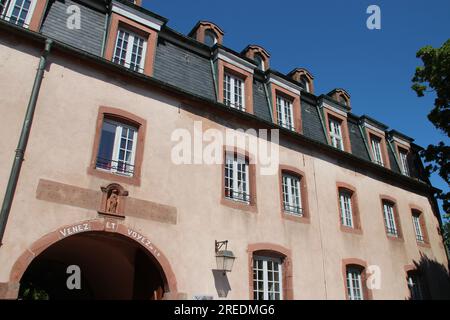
<box><xmin>189</xmin><ymin>21</ymin><xmax>224</xmax><ymax>45</ymax></box>
<box><xmin>370</xmin><ymin>135</ymin><xmax>384</xmax><ymax>166</ymax></box>
<box><xmin>398</xmin><ymin>147</ymin><xmax>410</xmax><ymax>176</ymax></box>
<box><xmin>339</xmin><ymin>95</ymin><xmax>348</xmax><ymax>106</ymax></box>
<box><xmin>113</xmin><ymin>28</ymin><xmax>147</xmax><ymax>73</ymax></box>
<box><xmin>204</xmin><ymin>29</ymin><xmax>217</xmax><ymax>47</ymax></box>
<box><xmin>288</xmin><ymin>68</ymin><xmax>315</xmax><ymax>94</ymax></box>
<box><xmin>254</xmin><ymin>54</ymin><xmax>265</xmax><ymax>71</ymax></box>
<box><xmin>242</xmin><ymin>45</ymin><xmax>270</xmax><ymax>72</ymax></box>
<box><xmin>329</xmin><ymin>117</ymin><xmax>344</xmax><ymax>151</ymax></box>
<box><xmin>224</xmin><ymin>73</ymin><xmax>245</xmax><ymax>111</ymax></box>
<box><xmin>0</xmin><ymin>0</ymin><xmax>37</xmax><ymax>28</ymax></box>
<box><xmin>328</xmin><ymin>89</ymin><xmax>351</xmax><ymax>109</ymax></box>
<box><xmin>300</xmin><ymin>76</ymin><xmax>310</xmax><ymax>93</ymax></box>
<box><xmin>105</xmin><ymin>11</ymin><xmax>161</xmax><ymax>77</ymax></box>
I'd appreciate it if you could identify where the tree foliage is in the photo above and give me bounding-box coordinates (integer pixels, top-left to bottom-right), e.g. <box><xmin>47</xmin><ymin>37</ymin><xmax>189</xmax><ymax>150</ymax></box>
<box><xmin>412</xmin><ymin>39</ymin><xmax>450</xmax><ymax>215</ymax></box>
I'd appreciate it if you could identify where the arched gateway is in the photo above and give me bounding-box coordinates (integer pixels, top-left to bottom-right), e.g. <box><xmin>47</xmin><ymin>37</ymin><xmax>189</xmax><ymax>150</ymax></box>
<box><xmin>8</xmin><ymin>219</ymin><xmax>177</xmax><ymax>300</ymax></box>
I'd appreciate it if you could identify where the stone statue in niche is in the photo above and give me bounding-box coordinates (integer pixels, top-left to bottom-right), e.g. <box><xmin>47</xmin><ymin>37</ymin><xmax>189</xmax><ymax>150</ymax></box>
<box><xmin>106</xmin><ymin>189</ymin><xmax>119</xmax><ymax>214</ymax></box>
<box><xmin>100</xmin><ymin>184</ymin><xmax>128</xmax><ymax>217</ymax></box>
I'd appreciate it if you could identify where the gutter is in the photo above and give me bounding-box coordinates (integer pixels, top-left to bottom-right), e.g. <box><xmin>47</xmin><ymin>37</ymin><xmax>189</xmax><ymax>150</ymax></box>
<box><xmin>0</xmin><ymin>39</ymin><xmax>53</xmax><ymax>245</ymax></box>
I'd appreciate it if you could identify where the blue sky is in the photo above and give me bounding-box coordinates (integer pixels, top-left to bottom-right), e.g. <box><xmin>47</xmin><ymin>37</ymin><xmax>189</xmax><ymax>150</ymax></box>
<box><xmin>143</xmin><ymin>0</ymin><xmax>449</xmax><ymax>215</ymax></box>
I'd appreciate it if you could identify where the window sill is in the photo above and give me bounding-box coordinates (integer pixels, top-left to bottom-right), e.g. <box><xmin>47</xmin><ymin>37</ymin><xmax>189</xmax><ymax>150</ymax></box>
<box><xmin>221</xmin><ymin>197</ymin><xmax>257</xmax><ymax>213</ymax></box>
<box><xmin>417</xmin><ymin>241</ymin><xmax>431</xmax><ymax>248</ymax></box>
<box><xmin>340</xmin><ymin>225</ymin><xmax>363</xmax><ymax>235</ymax></box>
<box><xmin>281</xmin><ymin>211</ymin><xmax>310</xmax><ymax>224</ymax></box>
<box><xmin>386</xmin><ymin>234</ymin><xmax>404</xmax><ymax>242</ymax></box>
<box><xmin>87</xmin><ymin>167</ymin><xmax>141</xmax><ymax>186</ymax></box>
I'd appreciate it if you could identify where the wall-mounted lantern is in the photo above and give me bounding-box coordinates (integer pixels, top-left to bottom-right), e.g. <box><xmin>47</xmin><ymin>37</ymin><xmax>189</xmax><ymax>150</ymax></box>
<box><xmin>215</xmin><ymin>240</ymin><xmax>236</xmax><ymax>274</ymax></box>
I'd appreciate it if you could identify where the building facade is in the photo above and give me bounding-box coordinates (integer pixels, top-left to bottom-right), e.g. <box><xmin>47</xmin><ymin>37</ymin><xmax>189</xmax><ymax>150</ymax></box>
<box><xmin>0</xmin><ymin>0</ymin><xmax>448</xmax><ymax>299</ymax></box>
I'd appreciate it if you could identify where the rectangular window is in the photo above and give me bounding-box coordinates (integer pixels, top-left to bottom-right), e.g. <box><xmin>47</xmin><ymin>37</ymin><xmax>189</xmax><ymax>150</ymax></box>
<box><xmin>1</xmin><ymin>0</ymin><xmax>36</xmax><ymax>28</ymax></box>
<box><xmin>223</xmin><ymin>73</ymin><xmax>245</xmax><ymax>111</ymax></box>
<box><xmin>224</xmin><ymin>153</ymin><xmax>250</xmax><ymax>203</ymax></box>
<box><xmin>96</xmin><ymin>119</ymin><xmax>138</xmax><ymax>177</ymax></box>
<box><xmin>113</xmin><ymin>29</ymin><xmax>147</xmax><ymax>73</ymax></box>
<box><xmin>407</xmin><ymin>273</ymin><xmax>423</xmax><ymax>300</ymax></box>
<box><xmin>253</xmin><ymin>256</ymin><xmax>283</xmax><ymax>300</ymax></box>
<box><xmin>282</xmin><ymin>174</ymin><xmax>302</xmax><ymax>216</ymax></box>
<box><xmin>399</xmin><ymin>150</ymin><xmax>410</xmax><ymax>176</ymax></box>
<box><xmin>383</xmin><ymin>202</ymin><xmax>398</xmax><ymax>237</ymax></box>
<box><xmin>276</xmin><ymin>95</ymin><xmax>294</xmax><ymax>131</ymax></box>
<box><xmin>329</xmin><ymin>118</ymin><xmax>344</xmax><ymax>151</ymax></box>
<box><xmin>371</xmin><ymin>136</ymin><xmax>384</xmax><ymax>166</ymax></box>
<box><xmin>346</xmin><ymin>267</ymin><xmax>363</xmax><ymax>300</ymax></box>
<box><xmin>339</xmin><ymin>191</ymin><xmax>353</xmax><ymax>228</ymax></box>
<box><xmin>412</xmin><ymin>213</ymin><xmax>424</xmax><ymax>243</ymax></box>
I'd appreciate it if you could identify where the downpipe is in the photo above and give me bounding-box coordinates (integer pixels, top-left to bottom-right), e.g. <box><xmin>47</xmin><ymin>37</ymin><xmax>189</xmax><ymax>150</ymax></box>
<box><xmin>0</xmin><ymin>38</ymin><xmax>53</xmax><ymax>245</ymax></box>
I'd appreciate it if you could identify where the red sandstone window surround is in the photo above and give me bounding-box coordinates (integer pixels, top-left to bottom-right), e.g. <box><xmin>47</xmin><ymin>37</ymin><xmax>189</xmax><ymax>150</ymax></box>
<box><xmin>410</xmin><ymin>205</ymin><xmax>430</xmax><ymax>247</ymax></box>
<box><xmin>393</xmin><ymin>141</ymin><xmax>411</xmax><ymax>176</ymax></box>
<box><xmin>104</xmin><ymin>13</ymin><xmax>158</xmax><ymax>76</ymax></box>
<box><xmin>336</xmin><ymin>182</ymin><xmax>362</xmax><ymax>234</ymax></box>
<box><xmin>323</xmin><ymin>109</ymin><xmax>351</xmax><ymax>153</ymax></box>
<box><xmin>189</xmin><ymin>21</ymin><xmax>224</xmax><ymax>46</ymax></box>
<box><xmin>88</xmin><ymin>106</ymin><xmax>146</xmax><ymax>186</ymax></box>
<box><xmin>217</xmin><ymin>60</ymin><xmax>254</xmax><ymax>115</ymax></box>
<box><xmin>278</xmin><ymin>166</ymin><xmax>309</xmax><ymax>223</ymax></box>
<box><xmin>404</xmin><ymin>265</ymin><xmax>428</xmax><ymax>300</ymax></box>
<box><xmin>366</xmin><ymin>129</ymin><xmax>391</xmax><ymax>169</ymax></box>
<box><xmin>380</xmin><ymin>195</ymin><xmax>403</xmax><ymax>240</ymax></box>
<box><xmin>270</xmin><ymin>84</ymin><xmax>302</xmax><ymax>134</ymax></box>
<box><xmin>288</xmin><ymin>68</ymin><xmax>315</xmax><ymax>94</ymax></box>
<box><xmin>248</xmin><ymin>244</ymin><xmax>293</xmax><ymax>300</ymax></box>
<box><xmin>342</xmin><ymin>258</ymin><xmax>372</xmax><ymax>300</ymax></box>
<box><xmin>242</xmin><ymin>45</ymin><xmax>270</xmax><ymax>72</ymax></box>
<box><xmin>221</xmin><ymin>147</ymin><xmax>257</xmax><ymax>213</ymax></box>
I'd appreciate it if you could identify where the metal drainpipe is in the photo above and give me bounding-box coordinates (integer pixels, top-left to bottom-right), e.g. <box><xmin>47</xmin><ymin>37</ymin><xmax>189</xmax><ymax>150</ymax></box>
<box><xmin>263</xmin><ymin>81</ymin><xmax>274</xmax><ymax>122</ymax></box>
<box><xmin>387</xmin><ymin>138</ymin><xmax>402</xmax><ymax>170</ymax></box>
<box><xmin>316</xmin><ymin>104</ymin><xmax>330</xmax><ymax>145</ymax></box>
<box><xmin>0</xmin><ymin>39</ymin><xmax>53</xmax><ymax>245</ymax></box>
<box><xmin>358</xmin><ymin>124</ymin><xmax>373</xmax><ymax>161</ymax></box>
<box><xmin>210</xmin><ymin>59</ymin><xmax>218</xmax><ymax>101</ymax></box>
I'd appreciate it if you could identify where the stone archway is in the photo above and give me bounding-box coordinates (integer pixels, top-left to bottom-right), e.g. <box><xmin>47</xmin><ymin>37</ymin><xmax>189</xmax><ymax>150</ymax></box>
<box><xmin>7</xmin><ymin>219</ymin><xmax>178</xmax><ymax>300</ymax></box>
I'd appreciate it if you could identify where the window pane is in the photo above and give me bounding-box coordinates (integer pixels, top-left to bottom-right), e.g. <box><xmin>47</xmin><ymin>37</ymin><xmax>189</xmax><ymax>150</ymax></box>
<box><xmin>339</xmin><ymin>191</ymin><xmax>353</xmax><ymax>227</ymax></box>
<box><xmin>412</xmin><ymin>213</ymin><xmax>424</xmax><ymax>242</ymax></box>
<box><xmin>276</xmin><ymin>96</ymin><xmax>294</xmax><ymax>131</ymax></box>
<box><xmin>96</xmin><ymin>120</ymin><xmax>137</xmax><ymax>176</ymax></box>
<box><xmin>223</xmin><ymin>74</ymin><xmax>245</xmax><ymax>111</ymax></box>
<box><xmin>347</xmin><ymin>267</ymin><xmax>363</xmax><ymax>300</ymax></box>
<box><xmin>329</xmin><ymin>118</ymin><xmax>344</xmax><ymax>150</ymax></box>
<box><xmin>371</xmin><ymin>137</ymin><xmax>384</xmax><ymax>166</ymax></box>
<box><xmin>383</xmin><ymin>202</ymin><xmax>397</xmax><ymax>236</ymax></box>
<box><xmin>8</xmin><ymin>0</ymin><xmax>31</xmax><ymax>26</ymax></box>
<box><xmin>224</xmin><ymin>153</ymin><xmax>249</xmax><ymax>203</ymax></box>
<box><xmin>204</xmin><ymin>30</ymin><xmax>216</xmax><ymax>46</ymax></box>
<box><xmin>407</xmin><ymin>273</ymin><xmax>424</xmax><ymax>300</ymax></box>
<box><xmin>253</xmin><ymin>257</ymin><xmax>282</xmax><ymax>301</ymax></box>
<box><xmin>282</xmin><ymin>174</ymin><xmax>302</xmax><ymax>215</ymax></box>
<box><xmin>96</xmin><ymin>121</ymin><xmax>117</xmax><ymax>170</ymax></box>
<box><xmin>400</xmin><ymin>151</ymin><xmax>410</xmax><ymax>176</ymax></box>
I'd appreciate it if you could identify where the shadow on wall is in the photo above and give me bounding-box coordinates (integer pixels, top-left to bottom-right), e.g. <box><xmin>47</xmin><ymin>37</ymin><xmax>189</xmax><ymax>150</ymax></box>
<box><xmin>212</xmin><ymin>270</ymin><xmax>231</xmax><ymax>298</ymax></box>
<box><xmin>410</xmin><ymin>254</ymin><xmax>450</xmax><ymax>300</ymax></box>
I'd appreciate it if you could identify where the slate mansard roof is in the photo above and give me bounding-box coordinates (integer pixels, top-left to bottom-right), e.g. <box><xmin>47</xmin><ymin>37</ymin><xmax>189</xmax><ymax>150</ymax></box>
<box><xmin>0</xmin><ymin>0</ymin><xmax>432</xmax><ymax>187</ymax></box>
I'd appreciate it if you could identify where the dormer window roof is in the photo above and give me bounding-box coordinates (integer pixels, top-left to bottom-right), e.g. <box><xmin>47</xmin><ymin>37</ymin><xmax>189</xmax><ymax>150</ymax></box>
<box><xmin>328</xmin><ymin>88</ymin><xmax>351</xmax><ymax>109</ymax></box>
<box><xmin>188</xmin><ymin>21</ymin><xmax>224</xmax><ymax>46</ymax></box>
<box><xmin>242</xmin><ymin>45</ymin><xmax>270</xmax><ymax>71</ymax></box>
<box><xmin>288</xmin><ymin>68</ymin><xmax>314</xmax><ymax>94</ymax></box>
